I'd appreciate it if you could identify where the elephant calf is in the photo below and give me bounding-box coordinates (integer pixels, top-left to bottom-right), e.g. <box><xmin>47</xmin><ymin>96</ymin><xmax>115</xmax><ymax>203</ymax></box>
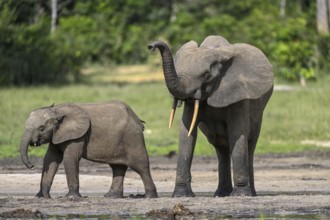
<box><xmin>20</xmin><ymin>101</ymin><xmax>158</xmax><ymax>199</ymax></box>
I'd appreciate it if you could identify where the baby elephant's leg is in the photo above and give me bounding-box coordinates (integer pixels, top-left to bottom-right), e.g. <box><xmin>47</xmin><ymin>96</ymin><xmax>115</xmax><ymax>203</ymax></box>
<box><xmin>63</xmin><ymin>142</ymin><xmax>84</xmax><ymax>198</ymax></box>
<box><xmin>104</xmin><ymin>164</ymin><xmax>128</xmax><ymax>198</ymax></box>
<box><xmin>37</xmin><ymin>144</ymin><xmax>63</xmax><ymax>198</ymax></box>
<box><xmin>130</xmin><ymin>158</ymin><xmax>158</xmax><ymax>198</ymax></box>
<box><xmin>137</xmin><ymin>170</ymin><xmax>158</xmax><ymax>198</ymax></box>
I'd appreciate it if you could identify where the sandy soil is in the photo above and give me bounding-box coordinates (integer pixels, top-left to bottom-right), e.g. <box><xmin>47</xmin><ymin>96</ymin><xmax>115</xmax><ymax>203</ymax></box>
<box><xmin>0</xmin><ymin>151</ymin><xmax>330</xmax><ymax>219</ymax></box>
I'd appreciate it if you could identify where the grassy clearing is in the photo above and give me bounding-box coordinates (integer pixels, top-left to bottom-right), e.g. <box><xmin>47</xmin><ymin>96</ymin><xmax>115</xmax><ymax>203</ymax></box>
<box><xmin>0</xmin><ymin>65</ymin><xmax>329</xmax><ymax>159</ymax></box>
<box><xmin>257</xmin><ymin>78</ymin><xmax>330</xmax><ymax>154</ymax></box>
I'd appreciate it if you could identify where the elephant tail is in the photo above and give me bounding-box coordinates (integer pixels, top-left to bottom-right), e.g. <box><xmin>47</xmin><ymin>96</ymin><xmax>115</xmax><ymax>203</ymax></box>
<box><xmin>139</xmin><ymin>120</ymin><xmax>146</xmax><ymax>131</ymax></box>
<box><xmin>122</xmin><ymin>102</ymin><xmax>145</xmax><ymax>132</ymax></box>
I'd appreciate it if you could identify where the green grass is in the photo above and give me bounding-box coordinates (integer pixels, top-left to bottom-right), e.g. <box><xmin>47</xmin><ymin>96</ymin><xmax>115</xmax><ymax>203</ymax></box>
<box><xmin>0</xmin><ymin>66</ymin><xmax>329</xmax><ymax>159</ymax></box>
<box><xmin>257</xmin><ymin>78</ymin><xmax>330</xmax><ymax>154</ymax></box>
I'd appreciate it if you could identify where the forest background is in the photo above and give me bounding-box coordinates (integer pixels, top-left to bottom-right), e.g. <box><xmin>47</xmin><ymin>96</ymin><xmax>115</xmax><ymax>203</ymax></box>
<box><xmin>0</xmin><ymin>0</ymin><xmax>330</xmax><ymax>158</ymax></box>
<box><xmin>1</xmin><ymin>0</ymin><xmax>330</xmax><ymax>85</ymax></box>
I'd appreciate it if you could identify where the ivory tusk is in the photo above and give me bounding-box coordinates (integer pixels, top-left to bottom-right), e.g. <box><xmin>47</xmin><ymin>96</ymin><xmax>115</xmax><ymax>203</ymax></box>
<box><xmin>169</xmin><ymin>109</ymin><xmax>176</xmax><ymax>128</ymax></box>
<box><xmin>188</xmin><ymin>100</ymin><xmax>199</xmax><ymax>137</ymax></box>
<box><xmin>169</xmin><ymin>99</ymin><xmax>178</xmax><ymax>128</ymax></box>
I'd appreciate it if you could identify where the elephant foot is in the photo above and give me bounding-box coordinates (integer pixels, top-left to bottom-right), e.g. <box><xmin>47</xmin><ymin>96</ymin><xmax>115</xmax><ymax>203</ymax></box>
<box><xmin>145</xmin><ymin>190</ymin><xmax>158</xmax><ymax>198</ymax></box>
<box><xmin>104</xmin><ymin>191</ymin><xmax>123</xmax><ymax>198</ymax></box>
<box><xmin>214</xmin><ymin>187</ymin><xmax>233</xmax><ymax>197</ymax></box>
<box><xmin>172</xmin><ymin>186</ymin><xmax>195</xmax><ymax>197</ymax></box>
<box><xmin>65</xmin><ymin>191</ymin><xmax>82</xmax><ymax>199</ymax></box>
<box><xmin>231</xmin><ymin>186</ymin><xmax>255</xmax><ymax>197</ymax></box>
<box><xmin>35</xmin><ymin>191</ymin><xmax>51</xmax><ymax>199</ymax></box>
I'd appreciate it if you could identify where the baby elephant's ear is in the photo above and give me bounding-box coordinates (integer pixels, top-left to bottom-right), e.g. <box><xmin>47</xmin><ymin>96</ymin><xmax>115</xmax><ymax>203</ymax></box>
<box><xmin>52</xmin><ymin>104</ymin><xmax>90</xmax><ymax>145</ymax></box>
<box><xmin>207</xmin><ymin>43</ymin><xmax>274</xmax><ymax>108</ymax></box>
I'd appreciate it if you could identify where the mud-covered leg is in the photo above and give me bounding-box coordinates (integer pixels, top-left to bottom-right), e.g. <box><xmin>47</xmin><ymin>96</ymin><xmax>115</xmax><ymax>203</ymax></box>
<box><xmin>248</xmin><ymin>146</ymin><xmax>257</xmax><ymax>196</ymax></box>
<box><xmin>36</xmin><ymin>144</ymin><xmax>63</xmax><ymax>199</ymax></box>
<box><xmin>129</xmin><ymin>152</ymin><xmax>158</xmax><ymax>198</ymax></box>
<box><xmin>173</xmin><ymin>103</ymin><xmax>197</xmax><ymax>197</ymax></box>
<box><xmin>248</xmin><ymin>119</ymin><xmax>263</xmax><ymax>197</ymax></box>
<box><xmin>104</xmin><ymin>164</ymin><xmax>128</xmax><ymax>198</ymax></box>
<box><xmin>214</xmin><ymin>142</ymin><xmax>233</xmax><ymax>197</ymax></box>
<box><xmin>62</xmin><ymin>141</ymin><xmax>83</xmax><ymax>198</ymax></box>
<box><xmin>140</xmin><ymin>173</ymin><xmax>158</xmax><ymax>198</ymax></box>
<box><xmin>230</xmin><ymin>134</ymin><xmax>252</xmax><ymax>196</ymax></box>
<box><xmin>173</xmin><ymin>127</ymin><xmax>197</xmax><ymax>197</ymax></box>
<box><xmin>227</xmin><ymin>102</ymin><xmax>253</xmax><ymax>196</ymax></box>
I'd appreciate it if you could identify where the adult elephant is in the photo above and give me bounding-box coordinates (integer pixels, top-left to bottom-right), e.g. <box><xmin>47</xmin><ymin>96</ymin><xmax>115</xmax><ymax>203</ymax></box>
<box><xmin>148</xmin><ymin>35</ymin><xmax>273</xmax><ymax>197</ymax></box>
<box><xmin>20</xmin><ymin>101</ymin><xmax>158</xmax><ymax>199</ymax></box>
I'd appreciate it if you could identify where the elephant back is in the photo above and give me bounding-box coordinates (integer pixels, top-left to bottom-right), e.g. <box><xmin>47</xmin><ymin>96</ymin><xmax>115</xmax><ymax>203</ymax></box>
<box><xmin>79</xmin><ymin>101</ymin><xmax>144</xmax><ymax>139</ymax></box>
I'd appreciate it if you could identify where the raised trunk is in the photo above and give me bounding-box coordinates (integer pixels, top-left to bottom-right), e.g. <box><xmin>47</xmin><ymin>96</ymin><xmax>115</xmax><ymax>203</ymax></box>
<box><xmin>20</xmin><ymin>130</ymin><xmax>35</xmax><ymax>169</ymax></box>
<box><xmin>149</xmin><ymin>41</ymin><xmax>200</xmax><ymax>136</ymax></box>
<box><xmin>148</xmin><ymin>41</ymin><xmax>186</xmax><ymax>99</ymax></box>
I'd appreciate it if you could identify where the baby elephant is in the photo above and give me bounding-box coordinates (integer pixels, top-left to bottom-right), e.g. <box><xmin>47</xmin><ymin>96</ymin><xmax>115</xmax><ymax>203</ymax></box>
<box><xmin>20</xmin><ymin>101</ymin><xmax>158</xmax><ymax>199</ymax></box>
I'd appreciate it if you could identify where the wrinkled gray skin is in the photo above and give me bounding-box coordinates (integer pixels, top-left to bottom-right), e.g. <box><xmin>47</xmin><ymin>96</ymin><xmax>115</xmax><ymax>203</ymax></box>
<box><xmin>149</xmin><ymin>35</ymin><xmax>274</xmax><ymax>197</ymax></box>
<box><xmin>20</xmin><ymin>101</ymin><xmax>158</xmax><ymax>199</ymax></box>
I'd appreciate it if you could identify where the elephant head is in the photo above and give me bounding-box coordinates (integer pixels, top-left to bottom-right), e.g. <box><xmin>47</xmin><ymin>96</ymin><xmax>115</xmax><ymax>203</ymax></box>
<box><xmin>148</xmin><ymin>35</ymin><xmax>274</xmax><ymax>136</ymax></box>
<box><xmin>20</xmin><ymin>104</ymin><xmax>90</xmax><ymax>169</ymax></box>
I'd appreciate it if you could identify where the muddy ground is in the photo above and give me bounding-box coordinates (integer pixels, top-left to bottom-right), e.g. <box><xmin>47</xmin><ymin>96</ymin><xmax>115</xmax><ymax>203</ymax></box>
<box><xmin>0</xmin><ymin>151</ymin><xmax>330</xmax><ymax>219</ymax></box>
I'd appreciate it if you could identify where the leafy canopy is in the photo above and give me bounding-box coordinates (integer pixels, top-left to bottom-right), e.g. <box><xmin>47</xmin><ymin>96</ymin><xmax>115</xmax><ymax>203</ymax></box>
<box><xmin>0</xmin><ymin>0</ymin><xmax>329</xmax><ymax>85</ymax></box>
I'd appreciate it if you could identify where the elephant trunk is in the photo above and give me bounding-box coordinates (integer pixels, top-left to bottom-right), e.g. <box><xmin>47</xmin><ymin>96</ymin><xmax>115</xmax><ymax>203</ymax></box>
<box><xmin>148</xmin><ymin>41</ymin><xmax>186</xmax><ymax>100</ymax></box>
<box><xmin>149</xmin><ymin>41</ymin><xmax>200</xmax><ymax>137</ymax></box>
<box><xmin>20</xmin><ymin>129</ymin><xmax>35</xmax><ymax>169</ymax></box>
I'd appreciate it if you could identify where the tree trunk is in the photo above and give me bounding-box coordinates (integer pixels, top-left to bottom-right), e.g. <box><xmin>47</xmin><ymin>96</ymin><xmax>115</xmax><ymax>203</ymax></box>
<box><xmin>51</xmin><ymin>0</ymin><xmax>57</xmax><ymax>33</ymax></box>
<box><xmin>317</xmin><ymin>0</ymin><xmax>329</xmax><ymax>35</ymax></box>
<box><xmin>280</xmin><ymin>0</ymin><xmax>286</xmax><ymax>17</ymax></box>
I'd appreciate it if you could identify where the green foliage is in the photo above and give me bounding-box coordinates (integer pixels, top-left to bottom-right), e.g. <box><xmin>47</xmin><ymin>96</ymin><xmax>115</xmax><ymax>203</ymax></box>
<box><xmin>0</xmin><ymin>0</ymin><xmax>83</xmax><ymax>86</ymax></box>
<box><xmin>268</xmin><ymin>17</ymin><xmax>317</xmax><ymax>80</ymax></box>
<box><xmin>160</xmin><ymin>1</ymin><xmax>323</xmax><ymax>81</ymax></box>
<box><xmin>317</xmin><ymin>35</ymin><xmax>330</xmax><ymax>75</ymax></box>
<box><xmin>1</xmin><ymin>0</ymin><xmax>329</xmax><ymax>85</ymax></box>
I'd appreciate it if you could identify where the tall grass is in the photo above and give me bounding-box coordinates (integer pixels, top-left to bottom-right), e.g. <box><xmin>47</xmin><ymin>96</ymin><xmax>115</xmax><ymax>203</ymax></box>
<box><xmin>0</xmin><ymin>69</ymin><xmax>329</xmax><ymax>158</ymax></box>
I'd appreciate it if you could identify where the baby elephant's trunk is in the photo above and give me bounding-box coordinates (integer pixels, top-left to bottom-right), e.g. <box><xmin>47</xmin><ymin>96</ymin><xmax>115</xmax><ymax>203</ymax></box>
<box><xmin>20</xmin><ymin>129</ymin><xmax>35</xmax><ymax>169</ymax></box>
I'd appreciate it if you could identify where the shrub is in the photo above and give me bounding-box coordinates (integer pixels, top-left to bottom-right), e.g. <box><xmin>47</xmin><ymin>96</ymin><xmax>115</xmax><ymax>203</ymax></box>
<box><xmin>0</xmin><ymin>3</ymin><xmax>83</xmax><ymax>86</ymax></box>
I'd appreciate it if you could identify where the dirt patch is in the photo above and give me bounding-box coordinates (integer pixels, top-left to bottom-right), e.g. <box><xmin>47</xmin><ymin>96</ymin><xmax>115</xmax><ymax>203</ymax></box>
<box><xmin>0</xmin><ymin>151</ymin><xmax>330</xmax><ymax>219</ymax></box>
<box><xmin>146</xmin><ymin>203</ymin><xmax>194</xmax><ymax>219</ymax></box>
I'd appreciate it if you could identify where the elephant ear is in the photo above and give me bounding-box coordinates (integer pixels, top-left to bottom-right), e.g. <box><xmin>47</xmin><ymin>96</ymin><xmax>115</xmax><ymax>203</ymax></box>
<box><xmin>52</xmin><ymin>104</ymin><xmax>90</xmax><ymax>144</ymax></box>
<box><xmin>175</xmin><ymin>40</ymin><xmax>198</xmax><ymax>61</ymax></box>
<box><xmin>200</xmin><ymin>35</ymin><xmax>230</xmax><ymax>49</ymax></box>
<box><xmin>207</xmin><ymin>43</ymin><xmax>274</xmax><ymax>107</ymax></box>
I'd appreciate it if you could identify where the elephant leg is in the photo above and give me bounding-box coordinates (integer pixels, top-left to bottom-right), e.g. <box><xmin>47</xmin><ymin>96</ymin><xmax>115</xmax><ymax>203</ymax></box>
<box><xmin>139</xmin><ymin>171</ymin><xmax>158</xmax><ymax>198</ymax></box>
<box><xmin>37</xmin><ymin>144</ymin><xmax>63</xmax><ymax>198</ymax></box>
<box><xmin>214</xmin><ymin>143</ymin><xmax>233</xmax><ymax>197</ymax></box>
<box><xmin>230</xmin><ymin>134</ymin><xmax>252</xmax><ymax>196</ymax></box>
<box><xmin>173</xmin><ymin>103</ymin><xmax>197</xmax><ymax>197</ymax></box>
<box><xmin>248</xmin><ymin>119</ymin><xmax>263</xmax><ymax>196</ymax></box>
<box><xmin>248</xmin><ymin>145</ymin><xmax>257</xmax><ymax>196</ymax></box>
<box><xmin>62</xmin><ymin>141</ymin><xmax>84</xmax><ymax>198</ymax></box>
<box><xmin>227</xmin><ymin>101</ymin><xmax>253</xmax><ymax>196</ymax></box>
<box><xmin>104</xmin><ymin>164</ymin><xmax>127</xmax><ymax>198</ymax></box>
<box><xmin>131</xmin><ymin>162</ymin><xmax>158</xmax><ymax>198</ymax></box>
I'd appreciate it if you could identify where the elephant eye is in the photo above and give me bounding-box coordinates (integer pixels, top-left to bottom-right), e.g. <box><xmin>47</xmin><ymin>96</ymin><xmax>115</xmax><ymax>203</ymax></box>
<box><xmin>39</xmin><ymin>126</ymin><xmax>45</xmax><ymax>132</ymax></box>
<box><xmin>202</xmin><ymin>72</ymin><xmax>211</xmax><ymax>81</ymax></box>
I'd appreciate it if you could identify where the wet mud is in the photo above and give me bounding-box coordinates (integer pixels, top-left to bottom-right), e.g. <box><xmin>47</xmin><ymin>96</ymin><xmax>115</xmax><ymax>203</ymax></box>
<box><xmin>0</xmin><ymin>151</ymin><xmax>330</xmax><ymax>219</ymax></box>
